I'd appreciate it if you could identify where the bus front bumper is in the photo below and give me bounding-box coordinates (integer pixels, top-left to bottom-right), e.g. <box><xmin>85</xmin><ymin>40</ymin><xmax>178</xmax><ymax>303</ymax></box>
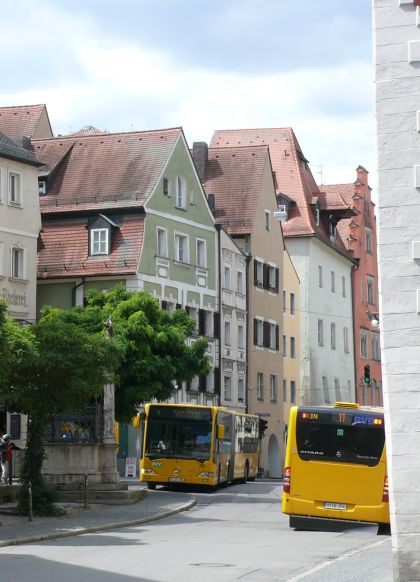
<box><xmin>141</xmin><ymin>468</ymin><xmax>218</xmax><ymax>486</ymax></box>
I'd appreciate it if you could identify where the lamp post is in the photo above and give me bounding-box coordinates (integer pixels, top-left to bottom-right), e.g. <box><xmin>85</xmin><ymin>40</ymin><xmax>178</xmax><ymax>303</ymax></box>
<box><xmin>101</xmin><ymin>316</ymin><xmax>119</xmax><ymax>484</ymax></box>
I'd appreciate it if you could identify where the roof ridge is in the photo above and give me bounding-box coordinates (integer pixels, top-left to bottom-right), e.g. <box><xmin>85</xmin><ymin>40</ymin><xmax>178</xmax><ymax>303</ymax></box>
<box><xmin>32</xmin><ymin>126</ymin><xmax>183</xmax><ymax>142</ymax></box>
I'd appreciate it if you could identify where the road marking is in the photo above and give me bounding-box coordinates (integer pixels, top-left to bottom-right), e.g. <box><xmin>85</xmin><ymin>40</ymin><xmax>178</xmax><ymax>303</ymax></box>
<box><xmin>286</xmin><ymin>538</ymin><xmax>391</xmax><ymax>581</ymax></box>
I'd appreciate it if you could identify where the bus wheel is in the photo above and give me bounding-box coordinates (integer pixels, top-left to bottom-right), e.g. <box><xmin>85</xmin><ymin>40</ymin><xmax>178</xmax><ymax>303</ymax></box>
<box><xmin>377</xmin><ymin>523</ymin><xmax>391</xmax><ymax>536</ymax></box>
<box><xmin>243</xmin><ymin>463</ymin><xmax>249</xmax><ymax>484</ymax></box>
<box><xmin>147</xmin><ymin>483</ymin><xmax>156</xmax><ymax>490</ymax></box>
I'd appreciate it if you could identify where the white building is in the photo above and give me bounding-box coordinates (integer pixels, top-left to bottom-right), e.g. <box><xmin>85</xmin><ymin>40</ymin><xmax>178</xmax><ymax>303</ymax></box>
<box><xmin>374</xmin><ymin>1</ymin><xmax>420</xmax><ymax>579</ymax></box>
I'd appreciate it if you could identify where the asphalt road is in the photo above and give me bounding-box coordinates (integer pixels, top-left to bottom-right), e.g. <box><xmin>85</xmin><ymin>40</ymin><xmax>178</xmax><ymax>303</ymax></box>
<box><xmin>0</xmin><ymin>481</ymin><xmax>392</xmax><ymax>581</ymax></box>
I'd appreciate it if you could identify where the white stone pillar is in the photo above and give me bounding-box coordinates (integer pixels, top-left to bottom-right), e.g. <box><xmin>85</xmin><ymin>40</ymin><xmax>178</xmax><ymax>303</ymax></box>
<box><xmin>374</xmin><ymin>1</ymin><xmax>420</xmax><ymax>580</ymax></box>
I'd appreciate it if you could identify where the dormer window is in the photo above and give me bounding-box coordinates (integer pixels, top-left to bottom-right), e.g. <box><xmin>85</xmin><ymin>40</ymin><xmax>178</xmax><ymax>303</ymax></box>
<box><xmin>315</xmin><ymin>202</ymin><xmax>320</xmax><ymax>226</ymax></box>
<box><xmin>38</xmin><ymin>180</ymin><xmax>47</xmax><ymax>196</ymax></box>
<box><xmin>91</xmin><ymin>228</ymin><xmax>109</xmax><ymax>255</ymax></box>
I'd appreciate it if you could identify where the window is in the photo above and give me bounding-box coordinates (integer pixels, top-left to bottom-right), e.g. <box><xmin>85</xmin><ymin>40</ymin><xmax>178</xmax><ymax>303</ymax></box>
<box><xmin>366</xmin><ymin>227</ymin><xmax>372</xmax><ymax>253</ymax></box>
<box><xmin>290</xmin><ymin>336</ymin><xmax>296</xmax><ymax>359</ymax></box>
<box><xmin>224</xmin><ymin>376</ymin><xmax>232</xmax><ymax>401</ymax></box>
<box><xmin>255</xmin><ymin>260</ymin><xmax>264</xmax><ymax>287</ymax></box>
<box><xmin>318</xmin><ymin>265</ymin><xmax>323</xmax><ymax>288</ymax></box>
<box><xmin>91</xmin><ymin>228</ymin><xmax>109</xmax><ymax>255</ymax></box>
<box><xmin>283</xmin><ymin>290</ymin><xmax>287</xmax><ymax>312</ymax></box>
<box><xmin>334</xmin><ymin>378</ymin><xmax>341</xmax><ymax>401</ymax></box>
<box><xmin>9</xmin><ymin>172</ymin><xmax>21</xmax><ymax>204</ymax></box>
<box><xmin>175</xmin><ymin>175</ymin><xmax>186</xmax><ymax>208</ymax></box>
<box><xmin>157</xmin><ymin>228</ymin><xmax>168</xmax><ymax>257</ymax></box>
<box><xmin>224</xmin><ymin>321</ymin><xmax>231</xmax><ymax>346</ymax></box>
<box><xmin>331</xmin><ymin>271</ymin><xmax>335</xmax><ymax>293</ymax></box>
<box><xmin>196</xmin><ymin>239</ymin><xmax>206</xmax><ymax>267</ymax></box>
<box><xmin>342</xmin><ymin>276</ymin><xmax>346</xmax><ymax>298</ymax></box>
<box><xmin>372</xmin><ymin>332</ymin><xmax>381</xmax><ymax>361</ymax></box>
<box><xmin>254</xmin><ymin>318</ymin><xmax>264</xmax><ymax>347</ymax></box>
<box><xmin>238</xmin><ymin>325</ymin><xmax>245</xmax><ymax>350</ymax></box>
<box><xmin>283</xmin><ymin>379</ymin><xmax>287</xmax><ymax>402</ymax></box>
<box><xmin>361</xmin><ymin>329</ymin><xmax>368</xmax><ymax>359</ymax></box>
<box><xmin>38</xmin><ymin>180</ymin><xmax>47</xmax><ymax>195</ymax></box>
<box><xmin>237</xmin><ymin>271</ymin><xmax>244</xmax><ymax>294</ymax></box>
<box><xmin>331</xmin><ymin>323</ymin><xmax>336</xmax><ymax>350</ymax></box>
<box><xmin>224</xmin><ymin>265</ymin><xmax>231</xmax><ymax>290</ymax></box>
<box><xmin>204</xmin><ymin>311</ymin><xmax>214</xmax><ymax>337</ymax></box>
<box><xmin>163</xmin><ymin>177</ymin><xmax>169</xmax><ymax>196</ymax></box>
<box><xmin>265</xmin><ymin>210</ymin><xmax>270</xmax><ymax>231</ymax></box>
<box><xmin>269</xmin><ymin>322</ymin><xmax>277</xmax><ymax>350</ymax></box>
<box><xmin>318</xmin><ymin>319</ymin><xmax>324</xmax><ymax>346</ymax></box>
<box><xmin>290</xmin><ymin>380</ymin><xmax>296</xmax><ymax>403</ymax></box>
<box><xmin>175</xmin><ymin>234</ymin><xmax>188</xmax><ymax>262</ymax></box>
<box><xmin>11</xmin><ymin>247</ymin><xmax>24</xmax><ymax>279</ymax></box>
<box><xmin>257</xmin><ymin>372</ymin><xmax>264</xmax><ymax>400</ymax></box>
<box><xmin>270</xmin><ymin>374</ymin><xmax>277</xmax><ymax>401</ymax></box>
<box><xmin>268</xmin><ymin>265</ymin><xmax>277</xmax><ymax>291</ymax></box>
<box><xmin>344</xmin><ymin>327</ymin><xmax>349</xmax><ymax>353</ymax></box>
<box><xmin>238</xmin><ymin>378</ymin><xmax>244</xmax><ymax>402</ymax></box>
<box><xmin>290</xmin><ymin>293</ymin><xmax>295</xmax><ymax>315</ymax></box>
<box><xmin>283</xmin><ymin>334</ymin><xmax>287</xmax><ymax>357</ymax></box>
<box><xmin>367</xmin><ymin>275</ymin><xmax>375</xmax><ymax>305</ymax></box>
<box><xmin>322</xmin><ymin>376</ymin><xmax>330</xmax><ymax>403</ymax></box>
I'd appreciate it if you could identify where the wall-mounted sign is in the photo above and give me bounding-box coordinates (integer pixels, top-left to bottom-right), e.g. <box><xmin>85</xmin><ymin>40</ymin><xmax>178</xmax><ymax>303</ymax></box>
<box><xmin>2</xmin><ymin>287</ymin><xmax>28</xmax><ymax>309</ymax></box>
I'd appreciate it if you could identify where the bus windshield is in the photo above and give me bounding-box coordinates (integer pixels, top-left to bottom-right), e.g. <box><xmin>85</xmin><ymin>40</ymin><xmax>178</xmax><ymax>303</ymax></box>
<box><xmin>296</xmin><ymin>409</ymin><xmax>385</xmax><ymax>467</ymax></box>
<box><xmin>144</xmin><ymin>406</ymin><xmax>213</xmax><ymax>461</ymax></box>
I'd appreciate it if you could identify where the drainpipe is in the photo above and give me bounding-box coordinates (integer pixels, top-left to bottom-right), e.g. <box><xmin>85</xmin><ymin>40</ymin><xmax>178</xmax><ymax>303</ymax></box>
<box><xmin>245</xmin><ymin>250</ymin><xmax>252</xmax><ymax>414</ymax></box>
<box><xmin>351</xmin><ymin>260</ymin><xmax>360</xmax><ymax>402</ymax></box>
<box><xmin>216</xmin><ymin>224</ymin><xmax>222</xmax><ymax>406</ymax></box>
<box><xmin>72</xmin><ymin>277</ymin><xmax>85</xmax><ymax>307</ymax></box>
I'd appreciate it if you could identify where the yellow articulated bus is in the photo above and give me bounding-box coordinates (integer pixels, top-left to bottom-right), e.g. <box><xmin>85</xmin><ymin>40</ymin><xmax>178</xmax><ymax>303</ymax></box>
<box><xmin>139</xmin><ymin>403</ymin><xmax>260</xmax><ymax>490</ymax></box>
<box><xmin>282</xmin><ymin>402</ymin><xmax>390</xmax><ymax>533</ymax></box>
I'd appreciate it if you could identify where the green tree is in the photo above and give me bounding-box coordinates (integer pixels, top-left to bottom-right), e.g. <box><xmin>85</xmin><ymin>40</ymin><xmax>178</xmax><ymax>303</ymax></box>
<box><xmin>84</xmin><ymin>287</ymin><xmax>211</xmax><ymax>422</ymax></box>
<box><xmin>0</xmin><ymin>301</ymin><xmax>117</xmax><ymax>515</ymax></box>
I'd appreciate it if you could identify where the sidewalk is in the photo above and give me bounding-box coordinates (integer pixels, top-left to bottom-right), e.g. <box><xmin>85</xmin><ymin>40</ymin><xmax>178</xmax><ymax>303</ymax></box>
<box><xmin>0</xmin><ymin>481</ymin><xmax>195</xmax><ymax>548</ymax></box>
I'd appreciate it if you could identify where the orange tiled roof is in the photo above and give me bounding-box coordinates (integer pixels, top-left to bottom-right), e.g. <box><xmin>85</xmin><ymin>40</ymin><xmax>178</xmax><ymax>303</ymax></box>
<box><xmin>34</xmin><ymin>128</ymin><xmax>182</xmax><ymax>214</ymax></box>
<box><xmin>37</xmin><ymin>214</ymin><xmax>144</xmax><ymax>279</ymax></box>
<box><xmin>203</xmin><ymin>145</ymin><xmax>270</xmax><ymax>235</ymax></box>
<box><xmin>0</xmin><ymin>104</ymin><xmax>48</xmax><ymax>139</ymax></box>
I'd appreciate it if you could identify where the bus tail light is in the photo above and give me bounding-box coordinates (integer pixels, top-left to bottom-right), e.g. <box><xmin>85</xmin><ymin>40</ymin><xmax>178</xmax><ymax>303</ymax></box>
<box><xmin>283</xmin><ymin>467</ymin><xmax>291</xmax><ymax>494</ymax></box>
<box><xmin>382</xmin><ymin>475</ymin><xmax>389</xmax><ymax>502</ymax></box>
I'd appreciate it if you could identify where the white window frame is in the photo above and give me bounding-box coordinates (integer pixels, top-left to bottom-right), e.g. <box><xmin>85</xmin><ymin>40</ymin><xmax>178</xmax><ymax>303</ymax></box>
<box><xmin>256</xmin><ymin>372</ymin><xmax>264</xmax><ymax>400</ymax></box>
<box><xmin>265</xmin><ymin>209</ymin><xmax>271</xmax><ymax>231</ymax></box>
<box><xmin>270</xmin><ymin>374</ymin><xmax>277</xmax><ymax>402</ymax></box>
<box><xmin>269</xmin><ymin>321</ymin><xmax>277</xmax><ymax>350</ymax></box>
<box><xmin>10</xmin><ymin>246</ymin><xmax>24</xmax><ymax>279</ymax></box>
<box><xmin>175</xmin><ymin>175</ymin><xmax>186</xmax><ymax>209</ymax></box>
<box><xmin>238</xmin><ymin>377</ymin><xmax>245</xmax><ymax>402</ymax></box>
<box><xmin>256</xmin><ymin>318</ymin><xmax>264</xmax><ymax>348</ymax></box>
<box><xmin>361</xmin><ymin>329</ymin><xmax>369</xmax><ymax>359</ymax></box>
<box><xmin>268</xmin><ymin>264</ymin><xmax>277</xmax><ymax>290</ymax></box>
<box><xmin>372</xmin><ymin>332</ymin><xmax>381</xmax><ymax>361</ymax></box>
<box><xmin>238</xmin><ymin>324</ymin><xmax>245</xmax><ymax>350</ymax></box>
<box><xmin>91</xmin><ymin>228</ymin><xmax>109</xmax><ymax>256</ymax></box>
<box><xmin>157</xmin><ymin>227</ymin><xmax>168</xmax><ymax>258</ymax></box>
<box><xmin>9</xmin><ymin>172</ymin><xmax>21</xmax><ymax>205</ymax></box>
<box><xmin>256</xmin><ymin>259</ymin><xmax>264</xmax><ymax>287</ymax></box>
<box><xmin>196</xmin><ymin>238</ymin><xmax>206</xmax><ymax>268</ymax></box>
<box><xmin>174</xmin><ymin>232</ymin><xmax>189</xmax><ymax>263</ymax></box>
<box><xmin>237</xmin><ymin>270</ymin><xmax>244</xmax><ymax>294</ymax></box>
<box><xmin>224</xmin><ymin>265</ymin><xmax>232</xmax><ymax>290</ymax></box>
<box><xmin>224</xmin><ymin>375</ymin><xmax>232</xmax><ymax>401</ymax></box>
<box><xmin>224</xmin><ymin>321</ymin><xmax>231</xmax><ymax>346</ymax></box>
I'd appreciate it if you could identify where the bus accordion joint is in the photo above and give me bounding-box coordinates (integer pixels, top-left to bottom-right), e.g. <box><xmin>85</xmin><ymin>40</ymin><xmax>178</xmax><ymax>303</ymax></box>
<box><xmin>283</xmin><ymin>467</ymin><xmax>291</xmax><ymax>494</ymax></box>
<box><xmin>333</xmin><ymin>401</ymin><xmax>360</xmax><ymax>409</ymax></box>
<box><xmin>382</xmin><ymin>475</ymin><xmax>389</xmax><ymax>503</ymax></box>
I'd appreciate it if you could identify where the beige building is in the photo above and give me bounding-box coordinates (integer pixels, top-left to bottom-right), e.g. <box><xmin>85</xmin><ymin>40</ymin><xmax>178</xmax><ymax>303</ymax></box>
<box><xmin>0</xmin><ymin>131</ymin><xmax>42</xmax><ymax>448</ymax></box>
<box><xmin>282</xmin><ymin>249</ymin><xmax>301</xmax><ymax>432</ymax></box>
<box><xmin>194</xmin><ymin>141</ymin><xmax>285</xmax><ymax>478</ymax></box>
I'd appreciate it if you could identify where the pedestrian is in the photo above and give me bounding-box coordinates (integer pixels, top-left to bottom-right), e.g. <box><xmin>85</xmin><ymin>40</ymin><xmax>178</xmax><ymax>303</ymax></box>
<box><xmin>0</xmin><ymin>434</ymin><xmax>12</xmax><ymax>485</ymax></box>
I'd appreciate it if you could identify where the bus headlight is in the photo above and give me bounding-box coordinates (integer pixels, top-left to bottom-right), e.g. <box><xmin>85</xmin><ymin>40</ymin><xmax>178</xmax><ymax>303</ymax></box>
<box><xmin>198</xmin><ymin>472</ymin><xmax>216</xmax><ymax>478</ymax></box>
<box><xmin>142</xmin><ymin>469</ymin><xmax>157</xmax><ymax>475</ymax></box>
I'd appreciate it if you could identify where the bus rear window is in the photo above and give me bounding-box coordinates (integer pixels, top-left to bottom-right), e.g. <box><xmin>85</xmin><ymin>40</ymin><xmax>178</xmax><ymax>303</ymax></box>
<box><xmin>296</xmin><ymin>419</ymin><xmax>385</xmax><ymax>466</ymax></box>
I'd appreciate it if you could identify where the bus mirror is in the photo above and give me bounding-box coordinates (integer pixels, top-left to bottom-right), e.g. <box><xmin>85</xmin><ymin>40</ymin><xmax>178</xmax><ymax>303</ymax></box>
<box><xmin>217</xmin><ymin>424</ymin><xmax>225</xmax><ymax>440</ymax></box>
<box><xmin>133</xmin><ymin>415</ymin><xmax>140</xmax><ymax>429</ymax></box>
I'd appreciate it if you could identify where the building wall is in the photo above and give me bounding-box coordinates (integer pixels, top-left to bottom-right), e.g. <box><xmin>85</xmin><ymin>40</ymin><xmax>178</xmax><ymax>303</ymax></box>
<box><xmin>285</xmin><ymin>236</ymin><xmax>355</xmax><ymax>405</ymax></box>
<box><xmin>374</xmin><ymin>1</ymin><xmax>420</xmax><ymax>579</ymax></box>
<box><xmin>282</xmin><ymin>248</ymin><xmax>300</xmax><ymax>429</ymax></box>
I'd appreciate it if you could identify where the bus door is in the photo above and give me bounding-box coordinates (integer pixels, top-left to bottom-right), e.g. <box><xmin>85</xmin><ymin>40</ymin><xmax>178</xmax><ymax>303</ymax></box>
<box><xmin>216</xmin><ymin>411</ymin><xmax>234</xmax><ymax>484</ymax></box>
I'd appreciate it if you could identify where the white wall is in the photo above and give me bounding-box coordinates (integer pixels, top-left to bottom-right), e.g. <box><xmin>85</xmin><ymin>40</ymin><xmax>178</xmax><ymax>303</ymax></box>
<box><xmin>374</xmin><ymin>1</ymin><xmax>420</xmax><ymax>580</ymax></box>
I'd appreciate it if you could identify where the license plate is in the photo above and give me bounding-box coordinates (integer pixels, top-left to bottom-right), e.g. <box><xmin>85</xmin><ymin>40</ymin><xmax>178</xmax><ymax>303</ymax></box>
<box><xmin>169</xmin><ymin>477</ymin><xmax>185</xmax><ymax>483</ymax></box>
<box><xmin>324</xmin><ymin>502</ymin><xmax>347</xmax><ymax>510</ymax></box>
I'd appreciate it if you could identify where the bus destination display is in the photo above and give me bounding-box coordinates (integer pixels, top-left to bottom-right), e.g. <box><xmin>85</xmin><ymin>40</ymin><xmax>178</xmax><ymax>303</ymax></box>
<box><xmin>149</xmin><ymin>406</ymin><xmax>212</xmax><ymax>422</ymax></box>
<box><xmin>300</xmin><ymin>410</ymin><xmax>383</xmax><ymax>428</ymax></box>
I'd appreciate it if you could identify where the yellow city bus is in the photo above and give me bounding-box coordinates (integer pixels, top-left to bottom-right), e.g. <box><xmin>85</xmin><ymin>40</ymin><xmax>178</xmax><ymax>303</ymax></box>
<box><xmin>139</xmin><ymin>403</ymin><xmax>260</xmax><ymax>490</ymax></box>
<box><xmin>282</xmin><ymin>402</ymin><xmax>390</xmax><ymax>532</ymax></box>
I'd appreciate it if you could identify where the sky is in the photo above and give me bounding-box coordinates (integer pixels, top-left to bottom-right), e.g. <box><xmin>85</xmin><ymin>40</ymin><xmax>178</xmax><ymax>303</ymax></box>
<box><xmin>0</xmin><ymin>0</ymin><xmax>375</xmax><ymax>190</ymax></box>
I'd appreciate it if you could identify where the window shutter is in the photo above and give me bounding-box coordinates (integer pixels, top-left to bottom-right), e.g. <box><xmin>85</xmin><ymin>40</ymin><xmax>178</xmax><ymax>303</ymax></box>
<box><xmin>199</xmin><ymin>375</ymin><xmax>207</xmax><ymax>393</ymax></box>
<box><xmin>263</xmin><ymin>263</ymin><xmax>269</xmax><ymax>290</ymax></box>
<box><xmin>276</xmin><ymin>324</ymin><xmax>280</xmax><ymax>351</ymax></box>
<box><xmin>213</xmin><ymin>312</ymin><xmax>220</xmax><ymax>339</ymax></box>
<box><xmin>254</xmin><ymin>319</ymin><xmax>258</xmax><ymax>345</ymax></box>
<box><xmin>263</xmin><ymin>321</ymin><xmax>270</xmax><ymax>348</ymax></box>
<box><xmin>214</xmin><ymin>368</ymin><xmax>220</xmax><ymax>394</ymax></box>
<box><xmin>198</xmin><ymin>309</ymin><xmax>206</xmax><ymax>335</ymax></box>
<box><xmin>161</xmin><ymin>300</ymin><xmax>167</xmax><ymax>310</ymax></box>
<box><xmin>254</xmin><ymin>260</ymin><xmax>258</xmax><ymax>285</ymax></box>
<box><xmin>275</xmin><ymin>268</ymin><xmax>280</xmax><ymax>293</ymax></box>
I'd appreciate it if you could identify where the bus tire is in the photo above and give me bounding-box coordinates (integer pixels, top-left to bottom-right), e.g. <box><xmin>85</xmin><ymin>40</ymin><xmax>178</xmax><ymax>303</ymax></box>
<box><xmin>377</xmin><ymin>523</ymin><xmax>391</xmax><ymax>536</ymax></box>
<box><xmin>147</xmin><ymin>483</ymin><xmax>156</xmax><ymax>490</ymax></box>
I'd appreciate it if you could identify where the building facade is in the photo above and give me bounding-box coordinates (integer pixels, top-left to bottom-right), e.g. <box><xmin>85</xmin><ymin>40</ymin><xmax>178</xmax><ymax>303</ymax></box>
<box><xmin>374</xmin><ymin>1</ymin><xmax>420</xmax><ymax>579</ymax></box>
<box><xmin>322</xmin><ymin>166</ymin><xmax>382</xmax><ymax>406</ymax></box>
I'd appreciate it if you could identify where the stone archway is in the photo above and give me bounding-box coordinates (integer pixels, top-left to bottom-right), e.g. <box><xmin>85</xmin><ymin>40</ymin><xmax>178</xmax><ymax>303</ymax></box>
<box><xmin>267</xmin><ymin>433</ymin><xmax>282</xmax><ymax>479</ymax></box>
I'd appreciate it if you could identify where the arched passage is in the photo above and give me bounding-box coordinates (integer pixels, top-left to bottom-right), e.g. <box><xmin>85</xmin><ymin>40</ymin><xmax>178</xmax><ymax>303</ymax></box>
<box><xmin>267</xmin><ymin>433</ymin><xmax>283</xmax><ymax>478</ymax></box>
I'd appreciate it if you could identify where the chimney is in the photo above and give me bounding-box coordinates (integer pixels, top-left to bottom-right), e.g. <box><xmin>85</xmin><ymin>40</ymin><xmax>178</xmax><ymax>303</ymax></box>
<box><xmin>192</xmin><ymin>142</ymin><xmax>208</xmax><ymax>183</ymax></box>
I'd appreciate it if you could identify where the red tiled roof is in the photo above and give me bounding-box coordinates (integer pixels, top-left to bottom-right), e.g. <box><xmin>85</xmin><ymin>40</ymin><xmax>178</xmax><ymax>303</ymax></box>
<box><xmin>203</xmin><ymin>145</ymin><xmax>269</xmax><ymax>235</ymax></box>
<box><xmin>0</xmin><ymin>104</ymin><xmax>48</xmax><ymax>139</ymax></box>
<box><xmin>37</xmin><ymin>214</ymin><xmax>144</xmax><ymax>279</ymax></box>
<box><xmin>34</xmin><ymin>128</ymin><xmax>182</xmax><ymax>214</ymax></box>
<box><xmin>210</xmin><ymin>129</ymin><xmax>353</xmax><ymax>258</ymax></box>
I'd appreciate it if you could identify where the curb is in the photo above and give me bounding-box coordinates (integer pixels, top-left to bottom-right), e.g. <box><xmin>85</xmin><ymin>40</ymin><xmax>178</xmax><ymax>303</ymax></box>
<box><xmin>0</xmin><ymin>499</ymin><xmax>197</xmax><ymax>548</ymax></box>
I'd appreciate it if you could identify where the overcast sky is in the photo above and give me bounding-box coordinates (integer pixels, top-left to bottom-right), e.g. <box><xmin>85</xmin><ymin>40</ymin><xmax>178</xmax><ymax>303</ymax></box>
<box><xmin>0</xmin><ymin>0</ymin><xmax>374</xmax><ymax>189</ymax></box>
